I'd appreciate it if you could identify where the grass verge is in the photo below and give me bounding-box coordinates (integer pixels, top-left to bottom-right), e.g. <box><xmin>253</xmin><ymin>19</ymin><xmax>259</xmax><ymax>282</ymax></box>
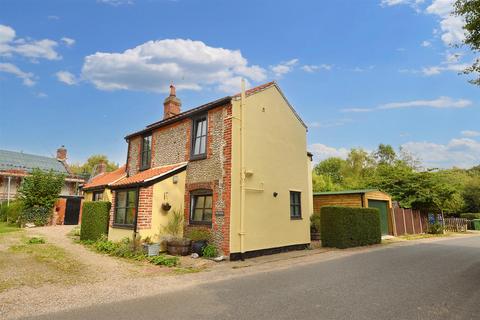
<box><xmin>0</xmin><ymin>222</ymin><xmax>20</xmax><ymax>234</ymax></box>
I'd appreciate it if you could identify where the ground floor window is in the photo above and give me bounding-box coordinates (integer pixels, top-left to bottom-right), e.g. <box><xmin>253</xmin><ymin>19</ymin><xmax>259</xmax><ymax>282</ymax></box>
<box><xmin>290</xmin><ymin>191</ymin><xmax>302</xmax><ymax>219</ymax></box>
<box><xmin>114</xmin><ymin>189</ymin><xmax>137</xmax><ymax>227</ymax></box>
<box><xmin>190</xmin><ymin>190</ymin><xmax>213</xmax><ymax>225</ymax></box>
<box><xmin>92</xmin><ymin>191</ymin><xmax>103</xmax><ymax>201</ymax></box>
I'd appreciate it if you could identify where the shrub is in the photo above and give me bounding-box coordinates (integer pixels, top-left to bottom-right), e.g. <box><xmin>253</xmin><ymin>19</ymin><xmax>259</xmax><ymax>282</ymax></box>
<box><xmin>162</xmin><ymin>209</ymin><xmax>183</xmax><ymax>238</ymax></box>
<box><xmin>27</xmin><ymin>237</ymin><xmax>45</xmax><ymax>244</ymax></box>
<box><xmin>202</xmin><ymin>244</ymin><xmax>218</xmax><ymax>258</ymax></box>
<box><xmin>20</xmin><ymin>206</ymin><xmax>51</xmax><ymax>226</ymax></box>
<box><xmin>320</xmin><ymin>206</ymin><xmax>381</xmax><ymax>249</ymax></box>
<box><xmin>310</xmin><ymin>212</ymin><xmax>321</xmax><ymax>233</ymax></box>
<box><xmin>428</xmin><ymin>222</ymin><xmax>444</xmax><ymax>234</ymax></box>
<box><xmin>80</xmin><ymin>201</ymin><xmax>111</xmax><ymax>241</ymax></box>
<box><xmin>147</xmin><ymin>255</ymin><xmax>179</xmax><ymax>267</ymax></box>
<box><xmin>18</xmin><ymin>169</ymin><xmax>64</xmax><ymax>209</ymax></box>
<box><xmin>0</xmin><ymin>200</ymin><xmax>24</xmax><ymax>224</ymax></box>
<box><xmin>185</xmin><ymin>228</ymin><xmax>211</xmax><ymax>242</ymax></box>
<box><xmin>459</xmin><ymin>213</ymin><xmax>480</xmax><ymax>220</ymax></box>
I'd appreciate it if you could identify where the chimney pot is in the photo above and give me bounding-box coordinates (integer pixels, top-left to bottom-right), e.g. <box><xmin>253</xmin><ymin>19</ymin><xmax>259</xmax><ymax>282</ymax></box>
<box><xmin>56</xmin><ymin>145</ymin><xmax>67</xmax><ymax>161</ymax></box>
<box><xmin>163</xmin><ymin>83</ymin><xmax>181</xmax><ymax>119</ymax></box>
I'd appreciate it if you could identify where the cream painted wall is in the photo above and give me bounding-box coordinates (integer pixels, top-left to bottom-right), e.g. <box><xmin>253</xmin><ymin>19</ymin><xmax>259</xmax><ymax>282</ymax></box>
<box><xmin>83</xmin><ymin>188</ymin><xmax>113</xmax><ymax>203</ymax></box>
<box><xmin>137</xmin><ymin>171</ymin><xmax>186</xmax><ymax>242</ymax></box>
<box><xmin>230</xmin><ymin>85</ymin><xmax>311</xmax><ymax>254</ymax></box>
<box><xmin>108</xmin><ymin>227</ymin><xmax>134</xmax><ymax>242</ymax></box>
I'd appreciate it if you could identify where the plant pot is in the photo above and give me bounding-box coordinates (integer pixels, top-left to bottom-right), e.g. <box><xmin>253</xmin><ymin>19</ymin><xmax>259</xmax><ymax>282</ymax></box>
<box><xmin>161</xmin><ymin>203</ymin><xmax>172</xmax><ymax>211</ymax></box>
<box><xmin>167</xmin><ymin>238</ymin><xmax>192</xmax><ymax>256</ymax></box>
<box><xmin>143</xmin><ymin>243</ymin><xmax>161</xmax><ymax>256</ymax></box>
<box><xmin>191</xmin><ymin>240</ymin><xmax>208</xmax><ymax>256</ymax></box>
<box><xmin>311</xmin><ymin>230</ymin><xmax>321</xmax><ymax>241</ymax></box>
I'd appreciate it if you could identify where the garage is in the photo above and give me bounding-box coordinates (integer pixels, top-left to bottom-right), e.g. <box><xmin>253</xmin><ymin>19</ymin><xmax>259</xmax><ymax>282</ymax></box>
<box><xmin>313</xmin><ymin>189</ymin><xmax>393</xmax><ymax>235</ymax></box>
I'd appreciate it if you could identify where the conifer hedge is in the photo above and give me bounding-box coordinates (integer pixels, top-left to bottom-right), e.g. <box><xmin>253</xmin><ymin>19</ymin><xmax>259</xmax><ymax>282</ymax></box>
<box><xmin>320</xmin><ymin>206</ymin><xmax>381</xmax><ymax>249</ymax></box>
<box><xmin>80</xmin><ymin>201</ymin><xmax>111</xmax><ymax>241</ymax></box>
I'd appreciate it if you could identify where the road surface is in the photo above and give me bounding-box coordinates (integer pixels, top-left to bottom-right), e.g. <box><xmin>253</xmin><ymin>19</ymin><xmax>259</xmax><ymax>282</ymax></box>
<box><xmin>25</xmin><ymin>236</ymin><xmax>480</xmax><ymax>320</ymax></box>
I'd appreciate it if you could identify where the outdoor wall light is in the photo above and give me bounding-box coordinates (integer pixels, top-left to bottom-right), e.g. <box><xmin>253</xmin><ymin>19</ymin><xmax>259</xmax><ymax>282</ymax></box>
<box><xmin>172</xmin><ymin>175</ymin><xmax>178</xmax><ymax>184</ymax></box>
<box><xmin>273</xmin><ymin>192</ymin><xmax>278</xmax><ymax>198</ymax></box>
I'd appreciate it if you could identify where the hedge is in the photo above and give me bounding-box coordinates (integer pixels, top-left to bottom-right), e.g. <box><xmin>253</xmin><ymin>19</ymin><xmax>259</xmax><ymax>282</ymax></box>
<box><xmin>459</xmin><ymin>213</ymin><xmax>480</xmax><ymax>220</ymax></box>
<box><xmin>80</xmin><ymin>201</ymin><xmax>111</xmax><ymax>241</ymax></box>
<box><xmin>320</xmin><ymin>206</ymin><xmax>381</xmax><ymax>249</ymax></box>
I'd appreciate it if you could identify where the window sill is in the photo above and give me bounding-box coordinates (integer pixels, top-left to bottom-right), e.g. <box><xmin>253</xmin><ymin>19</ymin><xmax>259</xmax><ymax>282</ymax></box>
<box><xmin>188</xmin><ymin>221</ymin><xmax>212</xmax><ymax>227</ymax></box>
<box><xmin>189</xmin><ymin>154</ymin><xmax>207</xmax><ymax>162</ymax></box>
<box><xmin>112</xmin><ymin>224</ymin><xmax>135</xmax><ymax>230</ymax></box>
<box><xmin>290</xmin><ymin>216</ymin><xmax>303</xmax><ymax>220</ymax></box>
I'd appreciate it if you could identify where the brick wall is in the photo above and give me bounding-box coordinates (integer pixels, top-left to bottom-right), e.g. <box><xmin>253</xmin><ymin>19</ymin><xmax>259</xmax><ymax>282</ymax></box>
<box><xmin>136</xmin><ymin>186</ymin><xmax>153</xmax><ymax>230</ymax></box>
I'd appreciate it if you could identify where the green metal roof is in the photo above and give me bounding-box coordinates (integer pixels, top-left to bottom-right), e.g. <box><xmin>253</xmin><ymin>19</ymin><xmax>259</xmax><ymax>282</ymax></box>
<box><xmin>313</xmin><ymin>189</ymin><xmax>379</xmax><ymax>196</ymax></box>
<box><xmin>0</xmin><ymin>149</ymin><xmax>68</xmax><ymax>174</ymax></box>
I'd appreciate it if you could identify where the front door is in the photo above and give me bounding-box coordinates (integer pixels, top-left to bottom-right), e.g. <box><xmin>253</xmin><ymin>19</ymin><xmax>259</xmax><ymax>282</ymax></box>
<box><xmin>64</xmin><ymin>197</ymin><xmax>81</xmax><ymax>225</ymax></box>
<box><xmin>368</xmin><ymin>200</ymin><xmax>389</xmax><ymax>235</ymax></box>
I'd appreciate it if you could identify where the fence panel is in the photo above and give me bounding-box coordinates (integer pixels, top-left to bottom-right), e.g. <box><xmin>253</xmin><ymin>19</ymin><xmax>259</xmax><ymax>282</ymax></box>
<box><xmin>444</xmin><ymin>218</ymin><xmax>468</xmax><ymax>232</ymax></box>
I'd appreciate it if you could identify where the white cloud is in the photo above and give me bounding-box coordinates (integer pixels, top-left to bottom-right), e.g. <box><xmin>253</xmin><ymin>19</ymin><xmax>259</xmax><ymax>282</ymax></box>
<box><xmin>352</xmin><ymin>65</ymin><xmax>375</xmax><ymax>72</ymax></box>
<box><xmin>47</xmin><ymin>15</ymin><xmax>60</xmax><ymax>20</ymax></box>
<box><xmin>421</xmin><ymin>40</ymin><xmax>431</xmax><ymax>47</ymax></box>
<box><xmin>422</xmin><ymin>63</ymin><xmax>469</xmax><ymax>75</ymax></box>
<box><xmin>270</xmin><ymin>59</ymin><xmax>298</xmax><ymax>77</ymax></box>
<box><xmin>61</xmin><ymin>37</ymin><xmax>75</xmax><ymax>47</ymax></box>
<box><xmin>426</xmin><ymin>0</ymin><xmax>465</xmax><ymax>45</ymax></box>
<box><xmin>342</xmin><ymin>96</ymin><xmax>472</xmax><ymax>112</ymax></box>
<box><xmin>461</xmin><ymin>130</ymin><xmax>480</xmax><ymax>137</ymax></box>
<box><xmin>0</xmin><ymin>24</ymin><xmax>60</xmax><ymax>60</ymax></box>
<box><xmin>56</xmin><ymin>71</ymin><xmax>78</xmax><ymax>85</ymax></box>
<box><xmin>309</xmin><ymin>143</ymin><xmax>350</xmax><ymax>162</ymax></box>
<box><xmin>380</xmin><ymin>96</ymin><xmax>472</xmax><ymax>109</ymax></box>
<box><xmin>98</xmin><ymin>0</ymin><xmax>134</xmax><ymax>6</ymax></box>
<box><xmin>37</xmin><ymin>92</ymin><xmax>48</xmax><ymax>98</ymax></box>
<box><xmin>81</xmin><ymin>39</ymin><xmax>267</xmax><ymax>94</ymax></box>
<box><xmin>0</xmin><ymin>63</ymin><xmax>36</xmax><ymax>86</ymax></box>
<box><xmin>309</xmin><ymin>118</ymin><xmax>352</xmax><ymax>128</ymax></box>
<box><xmin>402</xmin><ymin>138</ymin><xmax>480</xmax><ymax>168</ymax></box>
<box><xmin>301</xmin><ymin>64</ymin><xmax>332</xmax><ymax>73</ymax></box>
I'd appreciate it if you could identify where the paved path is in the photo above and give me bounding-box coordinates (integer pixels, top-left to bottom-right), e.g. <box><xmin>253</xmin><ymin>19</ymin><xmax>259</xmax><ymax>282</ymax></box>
<box><xmin>25</xmin><ymin>236</ymin><xmax>480</xmax><ymax>320</ymax></box>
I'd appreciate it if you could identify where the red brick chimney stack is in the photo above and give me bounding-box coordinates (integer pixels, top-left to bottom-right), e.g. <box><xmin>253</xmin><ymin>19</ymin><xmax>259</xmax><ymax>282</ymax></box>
<box><xmin>56</xmin><ymin>145</ymin><xmax>67</xmax><ymax>161</ymax></box>
<box><xmin>163</xmin><ymin>83</ymin><xmax>181</xmax><ymax>119</ymax></box>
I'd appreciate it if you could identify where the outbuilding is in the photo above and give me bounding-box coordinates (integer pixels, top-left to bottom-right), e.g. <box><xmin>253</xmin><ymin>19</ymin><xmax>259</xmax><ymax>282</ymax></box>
<box><xmin>313</xmin><ymin>189</ymin><xmax>393</xmax><ymax>235</ymax></box>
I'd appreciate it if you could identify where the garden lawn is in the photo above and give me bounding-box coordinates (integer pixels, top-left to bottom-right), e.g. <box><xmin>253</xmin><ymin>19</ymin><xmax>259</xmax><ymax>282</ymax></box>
<box><xmin>0</xmin><ymin>222</ymin><xmax>19</xmax><ymax>234</ymax></box>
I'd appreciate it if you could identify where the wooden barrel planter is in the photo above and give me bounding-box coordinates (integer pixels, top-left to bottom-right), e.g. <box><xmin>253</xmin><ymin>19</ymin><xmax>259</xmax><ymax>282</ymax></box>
<box><xmin>311</xmin><ymin>229</ymin><xmax>321</xmax><ymax>241</ymax></box>
<box><xmin>167</xmin><ymin>238</ymin><xmax>192</xmax><ymax>256</ymax></box>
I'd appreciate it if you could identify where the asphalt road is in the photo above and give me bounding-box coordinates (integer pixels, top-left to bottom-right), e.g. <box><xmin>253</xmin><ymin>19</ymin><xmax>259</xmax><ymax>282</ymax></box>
<box><xmin>26</xmin><ymin>236</ymin><xmax>480</xmax><ymax>320</ymax></box>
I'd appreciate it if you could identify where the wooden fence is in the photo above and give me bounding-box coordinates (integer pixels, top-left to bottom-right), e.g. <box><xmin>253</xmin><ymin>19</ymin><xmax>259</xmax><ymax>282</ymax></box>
<box><xmin>392</xmin><ymin>205</ymin><xmax>428</xmax><ymax>236</ymax></box>
<box><xmin>443</xmin><ymin>218</ymin><xmax>468</xmax><ymax>232</ymax></box>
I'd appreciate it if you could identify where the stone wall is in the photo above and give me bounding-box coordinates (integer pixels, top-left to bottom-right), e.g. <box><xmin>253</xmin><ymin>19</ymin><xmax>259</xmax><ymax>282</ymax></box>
<box><xmin>127</xmin><ymin>136</ymin><xmax>142</xmax><ymax>176</ymax></box>
<box><xmin>151</xmin><ymin>121</ymin><xmax>189</xmax><ymax>167</ymax></box>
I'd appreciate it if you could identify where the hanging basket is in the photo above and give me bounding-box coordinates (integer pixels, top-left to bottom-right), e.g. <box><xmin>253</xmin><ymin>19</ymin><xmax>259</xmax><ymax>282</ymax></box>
<box><xmin>161</xmin><ymin>202</ymin><xmax>172</xmax><ymax>211</ymax></box>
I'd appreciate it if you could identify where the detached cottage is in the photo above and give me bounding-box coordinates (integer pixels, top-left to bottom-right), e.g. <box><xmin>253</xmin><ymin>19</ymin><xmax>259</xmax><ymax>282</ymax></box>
<box><xmin>108</xmin><ymin>81</ymin><xmax>313</xmax><ymax>259</ymax></box>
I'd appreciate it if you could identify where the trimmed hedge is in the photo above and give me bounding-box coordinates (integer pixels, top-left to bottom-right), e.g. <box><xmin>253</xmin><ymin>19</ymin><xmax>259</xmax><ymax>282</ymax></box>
<box><xmin>459</xmin><ymin>213</ymin><xmax>480</xmax><ymax>220</ymax></box>
<box><xmin>80</xmin><ymin>201</ymin><xmax>111</xmax><ymax>241</ymax></box>
<box><xmin>320</xmin><ymin>206</ymin><xmax>381</xmax><ymax>249</ymax></box>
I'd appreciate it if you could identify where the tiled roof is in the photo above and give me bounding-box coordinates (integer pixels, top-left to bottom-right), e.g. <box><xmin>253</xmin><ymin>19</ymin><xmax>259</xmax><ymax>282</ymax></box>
<box><xmin>125</xmin><ymin>81</ymin><xmax>281</xmax><ymax>140</ymax></box>
<box><xmin>0</xmin><ymin>149</ymin><xmax>68</xmax><ymax>174</ymax></box>
<box><xmin>313</xmin><ymin>189</ymin><xmax>380</xmax><ymax>196</ymax></box>
<box><xmin>82</xmin><ymin>165</ymin><xmax>126</xmax><ymax>190</ymax></box>
<box><xmin>111</xmin><ymin>162</ymin><xmax>187</xmax><ymax>187</ymax></box>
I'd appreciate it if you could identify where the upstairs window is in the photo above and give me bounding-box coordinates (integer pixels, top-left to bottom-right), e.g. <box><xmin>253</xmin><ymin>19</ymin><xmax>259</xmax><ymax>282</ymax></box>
<box><xmin>290</xmin><ymin>191</ymin><xmax>302</xmax><ymax>219</ymax></box>
<box><xmin>140</xmin><ymin>134</ymin><xmax>152</xmax><ymax>170</ymax></box>
<box><xmin>191</xmin><ymin>116</ymin><xmax>207</xmax><ymax>159</ymax></box>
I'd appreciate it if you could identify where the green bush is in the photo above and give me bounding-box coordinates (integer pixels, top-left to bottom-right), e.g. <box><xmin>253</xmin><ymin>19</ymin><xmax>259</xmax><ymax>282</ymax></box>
<box><xmin>0</xmin><ymin>200</ymin><xmax>24</xmax><ymax>224</ymax></box>
<box><xmin>202</xmin><ymin>244</ymin><xmax>218</xmax><ymax>258</ymax></box>
<box><xmin>428</xmin><ymin>222</ymin><xmax>444</xmax><ymax>234</ymax></box>
<box><xmin>20</xmin><ymin>206</ymin><xmax>51</xmax><ymax>226</ymax></box>
<box><xmin>459</xmin><ymin>213</ymin><xmax>480</xmax><ymax>220</ymax></box>
<box><xmin>80</xmin><ymin>201</ymin><xmax>111</xmax><ymax>241</ymax></box>
<box><xmin>147</xmin><ymin>255</ymin><xmax>179</xmax><ymax>267</ymax></box>
<box><xmin>185</xmin><ymin>228</ymin><xmax>212</xmax><ymax>242</ymax></box>
<box><xmin>320</xmin><ymin>206</ymin><xmax>381</xmax><ymax>249</ymax></box>
<box><xmin>310</xmin><ymin>212</ymin><xmax>321</xmax><ymax>233</ymax></box>
<box><xmin>27</xmin><ymin>237</ymin><xmax>45</xmax><ymax>244</ymax></box>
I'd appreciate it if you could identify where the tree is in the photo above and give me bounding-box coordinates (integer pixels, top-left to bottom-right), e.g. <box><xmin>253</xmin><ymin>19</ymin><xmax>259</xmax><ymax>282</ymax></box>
<box><xmin>454</xmin><ymin>0</ymin><xmax>480</xmax><ymax>85</ymax></box>
<box><xmin>373</xmin><ymin>144</ymin><xmax>396</xmax><ymax>165</ymax></box>
<box><xmin>463</xmin><ymin>179</ymin><xmax>480</xmax><ymax>212</ymax></box>
<box><xmin>18</xmin><ymin>169</ymin><xmax>65</xmax><ymax>210</ymax></box>
<box><xmin>314</xmin><ymin>157</ymin><xmax>346</xmax><ymax>184</ymax></box>
<box><xmin>69</xmin><ymin>155</ymin><xmax>119</xmax><ymax>177</ymax></box>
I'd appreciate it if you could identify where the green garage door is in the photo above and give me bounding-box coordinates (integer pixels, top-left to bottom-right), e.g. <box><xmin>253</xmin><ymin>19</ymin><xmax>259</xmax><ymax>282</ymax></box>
<box><xmin>368</xmin><ymin>200</ymin><xmax>389</xmax><ymax>235</ymax></box>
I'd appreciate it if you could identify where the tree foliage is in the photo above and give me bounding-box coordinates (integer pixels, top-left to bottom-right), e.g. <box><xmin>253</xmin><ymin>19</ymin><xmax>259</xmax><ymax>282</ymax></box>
<box><xmin>454</xmin><ymin>0</ymin><xmax>480</xmax><ymax>85</ymax></box>
<box><xmin>18</xmin><ymin>169</ymin><xmax>65</xmax><ymax>210</ymax></box>
<box><xmin>69</xmin><ymin>155</ymin><xmax>119</xmax><ymax>177</ymax></box>
<box><xmin>313</xmin><ymin>143</ymin><xmax>479</xmax><ymax>214</ymax></box>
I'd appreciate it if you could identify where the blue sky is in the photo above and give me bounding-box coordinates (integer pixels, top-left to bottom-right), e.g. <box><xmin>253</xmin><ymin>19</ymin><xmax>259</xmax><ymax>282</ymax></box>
<box><xmin>0</xmin><ymin>0</ymin><xmax>478</xmax><ymax>168</ymax></box>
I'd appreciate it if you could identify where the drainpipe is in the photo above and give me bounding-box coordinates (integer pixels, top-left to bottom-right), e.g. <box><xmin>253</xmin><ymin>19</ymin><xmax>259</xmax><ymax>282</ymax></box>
<box><xmin>239</xmin><ymin>79</ymin><xmax>247</xmax><ymax>260</ymax></box>
<box><xmin>7</xmin><ymin>176</ymin><xmax>11</xmax><ymax>207</ymax></box>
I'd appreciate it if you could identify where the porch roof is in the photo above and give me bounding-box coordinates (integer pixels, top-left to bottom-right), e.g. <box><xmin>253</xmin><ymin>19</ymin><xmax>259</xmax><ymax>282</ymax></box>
<box><xmin>110</xmin><ymin>162</ymin><xmax>187</xmax><ymax>188</ymax></box>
